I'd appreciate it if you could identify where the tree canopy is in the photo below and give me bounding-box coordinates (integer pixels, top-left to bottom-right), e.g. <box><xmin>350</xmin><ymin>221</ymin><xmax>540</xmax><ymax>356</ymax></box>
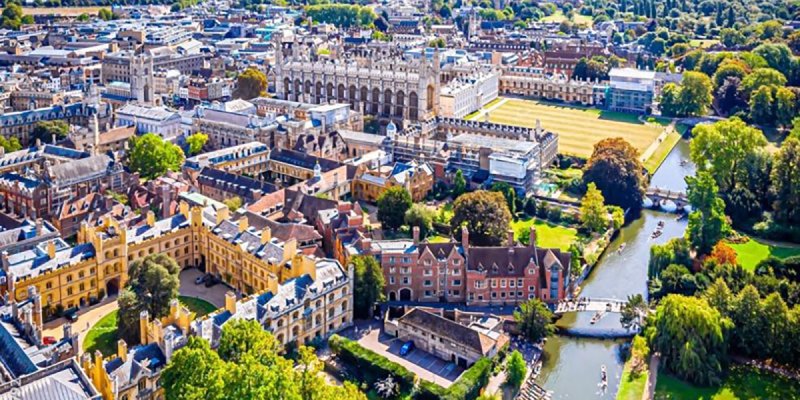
<box><xmin>186</xmin><ymin>132</ymin><xmax>208</xmax><ymax>155</ymax></box>
<box><xmin>450</xmin><ymin>190</ymin><xmax>512</xmax><ymax>246</ymax></box>
<box><xmin>128</xmin><ymin>133</ymin><xmax>185</xmax><ymax>180</ymax></box>
<box><xmin>690</xmin><ymin>118</ymin><xmax>766</xmax><ymax>193</ymax></box>
<box><xmin>583</xmin><ymin>138</ymin><xmax>646</xmax><ymax>215</ymax></box>
<box><xmin>580</xmin><ymin>182</ymin><xmax>607</xmax><ymax>233</ymax></box>
<box><xmin>377</xmin><ymin>186</ymin><xmax>412</xmax><ymax>231</ymax></box>
<box><xmin>117</xmin><ymin>254</ymin><xmax>180</xmax><ymax>344</ymax></box>
<box><xmin>352</xmin><ymin>255</ymin><xmax>385</xmax><ymax>319</ymax></box>
<box><xmin>686</xmin><ymin>171</ymin><xmax>729</xmax><ymax>255</ymax></box>
<box><xmin>31</xmin><ymin>120</ymin><xmax>69</xmax><ymax>144</ymax></box>
<box><xmin>236</xmin><ymin>68</ymin><xmax>268</xmax><ymax>100</ymax></box>
<box><xmin>514</xmin><ymin>298</ymin><xmax>555</xmax><ymax>342</ymax></box>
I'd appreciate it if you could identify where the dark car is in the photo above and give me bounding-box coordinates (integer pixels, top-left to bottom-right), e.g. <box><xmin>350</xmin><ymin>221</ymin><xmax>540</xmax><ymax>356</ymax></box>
<box><xmin>195</xmin><ymin>274</ymin><xmax>209</xmax><ymax>285</ymax></box>
<box><xmin>64</xmin><ymin>308</ymin><xmax>79</xmax><ymax>322</ymax></box>
<box><xmin>399</xmin><ymin>341</ymin><xmax>415</xmax><ymax>356</ymax></box>
<box><xmin>204</xmin><ymin>276</ymin><xmax>219</xmax><ymax>287</ymax></box>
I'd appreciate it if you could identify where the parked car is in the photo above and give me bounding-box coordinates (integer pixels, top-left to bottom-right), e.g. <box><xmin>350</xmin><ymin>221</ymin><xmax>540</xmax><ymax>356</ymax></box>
<box><xmin>204</xmin><ymin>275</ymin><xmax>219</xmax><ymax>287</ymax></box>
<box><xmin>43</xmin><ymin>336</ymin><xmax>57</xmax><ymax>345</ymax></box>
<box><xmin>195</xmin><ymin>274</ymin><xmax>209</xmax><ymax>285</ymax></box>
<box><xmin>64</xmin><ymin>308</ymin><xmax>79</xmax><ymax>322</ymax></box>
<box><xmin>399</xmin><ymin>341</ymin><xmax>415</xmax><ymax>356</ymax></box>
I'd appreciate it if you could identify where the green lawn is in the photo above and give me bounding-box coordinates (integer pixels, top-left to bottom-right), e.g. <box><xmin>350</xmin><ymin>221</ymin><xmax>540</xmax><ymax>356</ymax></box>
<box><xmin>645</xmin><ymin>131</ymin><xmax>683</xmax><ymax>174</ymax></box>
<box><xmin>178</xmin><ymin>296</ymin><xmax>218</xmax><ymax>316</ymax></box>
<box><xmin>727</xmin><ymin>238</ymin><xmax>800</xmax><ymax>272</ymax></box>
<box><xmin>512</xmin><ymin>218</ymin><xmax>578</xmax><ymax>251</ymax></box>
<box><xmin>690</xmin><ymin>39</ymin><xmax>720</xmax><ymax>49</ymax></box>
<box><xmin>84</xmin><ymin>310</ymin><xmax>119</xmax><ymax>357</ymax></box>
<box><xmin>471</xmin><ymin>98</ymin><xmax>663</xmax><ymax>158</ymax></box>
<box><xmin>83</xmin><ymin>296</ymin><xmax>216</xmax><ymax>358</ymax></box>
<box><xmin>617</xmin><ymin>364</ymin><xmax>649</xmax><ymax>400</ymax></box>
<box><xmin>654</xmin><ymin>366</ymin><xmax>800</xmax><ymax>400</ymax></box>
<box><xmin>541</xmin><ymin>10</ymin><xmax>593</xmax><ymax>25</ymax></box>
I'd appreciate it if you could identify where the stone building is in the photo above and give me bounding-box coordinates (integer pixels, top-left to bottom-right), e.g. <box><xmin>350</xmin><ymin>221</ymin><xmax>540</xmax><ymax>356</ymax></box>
<box><xmin>274</xmin><ymin>33</ymin><xmax>441</xmax><ymax>122</ymax></box>
<box><xmin>499</xmin><ymin>66</ymin><xmax>607</xmax><ymax>106</ymax></box>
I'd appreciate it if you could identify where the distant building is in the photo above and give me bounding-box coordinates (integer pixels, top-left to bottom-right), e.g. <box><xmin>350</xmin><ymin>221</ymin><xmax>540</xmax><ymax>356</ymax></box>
<box><xmin>439</xmin><ymin>69</ymin><xmax>500</xmax><ymax>119</ymax></box>
<box><xmin>352</xmin><ymin>160</ymin><xmax>434</xmax><ymax>203</ymax></box>
<box><xmin>115</xmin><ymin>104</ymin><xmax>182</xmax><ymax>140</ymax></box>
<box><xmin>607</xmin><ymin>68</ymin><xmax>656</xmax><ymax>114</ymax></box>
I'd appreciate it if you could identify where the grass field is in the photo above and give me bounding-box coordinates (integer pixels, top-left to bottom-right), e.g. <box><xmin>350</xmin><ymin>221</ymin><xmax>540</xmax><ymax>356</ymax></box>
<box><xmin>83</xmin><ymin>296</ymin><xmax>217</xmax><ymax>357</ymax></box>
<box><xmin>654</xmin><ymin>366</ymin><xmax>800</xmax><ymax>400</ymax></box>
<box><xmin>690</xmin><ymin>39</ymin><xmax>720</xmax><ymax>49</ymax></box>
<box><xmin>84</xmin><ymin>310</ymin><xmax>118</xmax><ymax>357</ymax></box>
<box><xmin>23</xmin><ymin>6</ymin><xmax>105</xmax><ymax>15</ymax></box>
<box><xmin>617</xmin><ymin>364</ymin><xmax>648</xmax><ymax>400</ymax></box>
<box><xmin>541</xmin><ymin>10</ymin><xmax>594</xmax><ymax>25</ymax></box>
<box><xmin>512</xmin><ymin>217</ymin><xmax>578</xmax><ymax>251</ymax></box>
<box><xmin>471</xmin><ymin>98</ymin><xmax>664</xmax><ymax>158</ymax></box>
<box><xmin>727</xmin><ymin>238</ymin><xmax>800</xmax><ymax>272</ymax></box>
<box><xmin>644</xmin><ymin>131</ymin><xmax>682</xmax><ymax>174</ymax></box>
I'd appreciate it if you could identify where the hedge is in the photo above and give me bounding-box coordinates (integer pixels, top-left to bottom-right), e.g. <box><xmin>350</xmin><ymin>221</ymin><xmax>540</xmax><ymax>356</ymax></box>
<box><xmin>412</xmin><ymin>357</ymin><xmax>494</xmax><ymax>400</ymax></box>
<box><xmin>328</xmin><ymin>334</ymin><xmax>417</xmax><ymax>395</ymax></box>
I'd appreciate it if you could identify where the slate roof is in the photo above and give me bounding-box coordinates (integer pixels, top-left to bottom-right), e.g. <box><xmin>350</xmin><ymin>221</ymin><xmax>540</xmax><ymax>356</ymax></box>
<box><xmin>398</xmin><ymin>308</ymin><xmax>496</xmax><ymax>355</ymax></box>
<box><xmin>3</xmin><ymin>240</ymin><xmax>95</xmax><ymax>282</ymax></box>
<box><xmin>198</xmin><ymin>168</ymin><xmax>277</xmax><ymax>199</ymax></box>
<box><xmin>0</xmin><ymin>359</ymin><xmax>100</xmax><ymax>400</ymax></box>
<box><xmin>270</xmin><ymin>149</ymin><xmax>342</xmax><ymax>172</ymax></box>
<box><xmin>47</xmin><ymin>155</ymin><xmax>114</xmax><ymax>184</ymax></box>
<box><xmin>104</xmin><ymin>343</ymin><xmax>166</xmax><ymax>391</ymax></box>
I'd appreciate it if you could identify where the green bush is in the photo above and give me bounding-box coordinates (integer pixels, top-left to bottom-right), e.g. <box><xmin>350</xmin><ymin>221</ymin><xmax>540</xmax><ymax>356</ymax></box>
<box><xmin>328</xmin><ymin>334</ymin><xmax>416</xmax><ymax>395</ymax></box>
<box><xmin>445</xmin><ymin>357</ymin><xmax>494</xmax><ymax>400</ymax></box>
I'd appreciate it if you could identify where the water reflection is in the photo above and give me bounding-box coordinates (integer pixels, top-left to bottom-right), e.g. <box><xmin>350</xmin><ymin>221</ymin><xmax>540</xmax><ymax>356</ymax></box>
<box><xmin>537</xmin><ymin>337</ymin><xmax>626</xmax><ymax>399</ymax></box>
<box><xmin>649</xmin><ymin>138</ymin><xmax>695</xmax><ymax>192</ymax></box>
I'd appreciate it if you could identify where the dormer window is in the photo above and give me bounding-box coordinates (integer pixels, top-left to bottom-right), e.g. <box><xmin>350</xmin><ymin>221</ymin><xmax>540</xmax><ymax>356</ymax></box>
<box><xmin>508</xmin><ymin>265</ymin><xmax>514</xmax><ymax>273</ymax></box>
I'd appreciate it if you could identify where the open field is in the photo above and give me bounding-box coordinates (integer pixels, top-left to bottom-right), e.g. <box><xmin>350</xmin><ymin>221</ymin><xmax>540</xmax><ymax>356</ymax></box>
<box><xmin>469</xmin><ymin>98</ymin><xmax>665</xmax><ymax>159</ymax></box>
<box><xmin>541</xmin><ymin>10</ymin><xmax>594</xmax><ymax>25</ymax></box>
<box><xmin>22</xmin><ymin>6</ymin><xmax>105</xmax><ymax>16</ymax></box>
<box><xmin>512</xmin><ymin>217</ymin><xmax>578</xmax><ymax>251</ymax></box>
<box><xmin>727</xmin><ymin>238</ymin><xmax>800</xmax><ymax>272</ymax></box>
<box><xmin>654</xmin><ymin>366</ymin><xmax>800</xmax><ymax>400</ymax></box>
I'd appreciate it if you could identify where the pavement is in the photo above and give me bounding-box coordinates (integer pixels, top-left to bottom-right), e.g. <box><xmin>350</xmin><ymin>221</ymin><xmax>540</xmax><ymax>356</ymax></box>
<box><xmin>346</xmin><ymin>325</ymin><xmax>464</xmax><ymax>386</ymax></box>
<box><xmin>179</xmin><ymin>268</ymin><xmax>229</xmax><ymax>308</ymax></box>
<box><xmin>643</xmin><ymin>353</ymin><xmax>660</xmax><ymax>400</ymax></box>
<box><xmin>41</xmin><ymin>297</ymin><xmax>119</xmax><ymax>353</ymax></box>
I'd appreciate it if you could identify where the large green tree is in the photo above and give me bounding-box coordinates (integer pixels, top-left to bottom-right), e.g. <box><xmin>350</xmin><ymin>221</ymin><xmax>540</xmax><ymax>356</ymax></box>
<box><xmin>0</xmin><ymin>136</ymin><xmax>21</xmax><ymax>152</ymax></box>
<box><xmin>505</xmin><ymin>350</ymin><xmax>527</xmax><ymax>389</ymax></box>
<box><xmin>162</xmin><ymin>337</ymin><xmax>226</xmax><ymax>400</ymax></box>
<box><xmin>117</xmin><ymin>254</ymin><xmax>181</xmax><ymax>344</ymax></box>
<box><xmin>236</xmin><ymin>67</ymin><xmax>268</xmax><ymax>99</ymax></box>
<box><xmin>514</xmin><ymin>298</ymin><xmax>555</xmax><ymax>342</ymax></box>
<box><xmin>352</xmin><ymin>255</ymin><xmax>385</xmax><ymax>318</ymax></box>
<box><xmin>217</xmin><ymin>319</ymin><xmax>282</xmax><ymax>365</ymax></box>
<box><xmin>579</xmin><ymin>182</ymin><xmax>607</xmax><ymax>233</ymax></box>
<box><xmin>452</xmin><ymin>169</ymin><xmax>467</xmax><ymax>198</ymax></box>
<box><xmin>690</xmin><ymin>118</ymin><xmax>766</xmax><ymax>192</ymax></box>
<box><xmin>186</xmin><ymin>132</ymin><xmax>208</xmax><ymax>155</ymax></box>
<box><xmin>31</xmin><ymin>120</ymin><xmax>69</xmax><ymax>144</ymax></box>
<box><xmin>128</xmin><ymin>133</ymin><xmax>185</xmax><ymax>179</ymax></box>
<box><xmin>376</xmin><ymin>186</ymin><xmax>412</xmax><ymax>231</ymax></box>
<box><xmin>404</xmin><ymin>204</ymin><xmax>434</xmax><ymax>239</ymax></box>
<box><xmin>741</xmin><ymin>68</ymin><xmax>786</xmax><ymax>97</ymax></box>
<box><xmin>450</xmin><ymin>190</ymin><xmax>512</xmax><ymax>246</ymax></box>
<box><xmin>677</xmin><ymin>71</ymin><xmax>713</xmax><ymax>116</ymax></box>
<box><xmin>646</xmin><ymin>295</ymin><xmax>731</xmax><ymax>386</ymax></box>
<box><xmin>771</xmin><ymin>138</ymin><xmax>800</xmax><ymax>225</ymax></box>
<box><xmin>686</xmin><ymin>171</ymin><xmax>729</xmax><ymax>255</ymax></box>
<box><xmin>583</xmin><ymin>138</ymin><xmax>646</xmax><ymax>214</ymax></box>
<box><xmin>749</xmin><ymin>85</ymin><xmax>774</xmax><ymax>125</ymax></box>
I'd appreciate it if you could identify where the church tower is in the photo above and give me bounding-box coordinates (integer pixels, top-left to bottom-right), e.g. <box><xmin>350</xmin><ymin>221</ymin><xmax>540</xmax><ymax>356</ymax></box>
<box><xmin>130</xmin><ymin>54</ymin><xmax>155</xmax><ymax>105</ymax></box>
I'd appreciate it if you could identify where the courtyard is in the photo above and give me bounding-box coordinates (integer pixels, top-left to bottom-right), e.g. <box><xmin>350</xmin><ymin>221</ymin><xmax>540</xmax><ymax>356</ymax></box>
<box><xmin>346</xmin><ymin>325</ymin><xmax>464</xmax><ymax>386</ymax></box>
<box><xmin>467</xmin><ymin>98</ymin><xmax>667</xmax><ymax>159</ymax></box>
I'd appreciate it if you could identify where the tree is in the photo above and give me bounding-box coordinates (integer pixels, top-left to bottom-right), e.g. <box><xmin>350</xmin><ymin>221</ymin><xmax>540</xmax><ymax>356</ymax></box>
<box><xmin>162</xmin><ymin>338</ymin><xmax>226</xmax><ymax>400</ymax></box>
<box><xmin>76</xmin><ymin>13</ymin><xmax>89</xmax><ymax>21</ymax></box>
<box><xmin>712</xmin><ymin>60</ymin><xmax>747</xmax><ymax>89</ymax></box>
<box><xmin>505</xmin><ymin>351</ymin><xmax>527</xmax><ymax>389</ymax></box>
<box><xmin>514</xmin><ymin>298</ymin><xmax>555</xmax><ymax>342</ymax></box>
<box><xmin>352</xmin><ymin>255</ymin><xmax>385</xmax><ymax>318</ymax></box>
<box><xmin>490</xmin><ymin>181</ymin><xmax>517</xmax><ymax>216</ymax></box>
<box><xmin>719</xmin><ymin>28</ymin><xmax>744</xmax><ymax>48</ymax></box>
<box><xmin>749</xmin><ymin>85</ymin><xmax>774</xmax><ymax>125</ymax></box>
<box><xmin>753</xmin><ymin>44</ymin><xmax>793</xmax><ymax>79</ymax></box>
<box><xmin>676</xmin><ymin>71</ymin><xmax>713</xmax><ymax>116</ymax></box>
<box><xmin>659</xmin><ymin>83</ymin><xmax>681</xmax><ymax>117</ymax></box>
<box><xmin>773</xmin><ymin>87</ymin><xmax>796</xmax><ymax>128</ymax></box>
<box><xmin>128</xmin><ymin>133</ymin><xmax>185</xmax><ymax>180</ymax></box>
<box><xmin>186</xmin><ymin>132</ymin><xmax>208</xmax><ymax>155</ymax></box>
<box><xmin>730</xmin><ymin>285</ymin><xmax>766</xmax><ymax>357</ymax></box>
<box><xmin>703</xmin><ymin>278</ymin><xmax>734</xmax><ymax>316</ymax></box>
<box><xmin>452</xmin><ymin>169</ymin><xmax>467</xmax><ymax>198</ymax></box>
<box><xmin>0</xmin><ymin>136</ymin><xmax>21</xmax><ymax>152</ymax></box>
<box><xmin>377</xmin><ymin>186</ymin><xmax>412</xmax><ymax>231</ymax></box>
<box><xmin>31</xmin><ymin>120</ymin><xmax>69</xmax><ymax>144</ymax></box>
<box><xmin>709</xmin><ymin>242</ymin><xmax>737</xmax><ymax>266</ymax></box>
<box><xmin>236</xmin><ymin>67</ymin><xmax>268</xmax><ymax>99</ymax></box>
<box><xmin>690</xmin><ymin>118</ymin><xmax>766</xmax><ymax>192</ymax></box>
<box><xmin>628</xmin><ymin>335</ymin><xmax>650</xmax><ymax>378</ymax></box>
<box><xmin>715</xmin><ymin>76</ymin><xmax>745</xmax><ymax>116</ymax></box>
<box><xmin>98</xmin><ymin>8</ymin><xmax>114</xmax><ymax>20</ymax></box>
<box><xmin>223</xmin><ymin>196</ymin><xmax>243</xmax><ymax>212</ymax></box>
<box><xmin>645</xmin><ymin>295</ymin><xmax>731</xmax><ymax>386</ymax></box>
<box><xmin>771</xmin><ymin>138</ymin><xmax>800</xmax><ymax>224</ymax></box>
<box><xmin>583</xmin><ymin>138</ymin><xmax>646</xmax><ymax>215</ymax></box>
<box><xmin>128</xmin><ymin>254</ymin><xmax>181</xmax><ymax>317</ymax></box>
<box><xmin>450</xmin><ymin>190</ymin><xmax>512</xmax><ymax>246</ymax></box>
<box><xmin>404</xmin><ymin>204</ymin><xmax>434</xmax><ymax>239</ymax></box>
<box><xmin>580</xmin><ymin>183</ymin><xmax>607</xmax><ymax>233</ymax></box>
<box><xmin>1</xmin><ymin>2</ymin><xmax>25</xmax><ymax>30</ymax></box>
<box><xmin>741</xmin><ymin>68</ymin><xmax>786</xmax><ymax>97</ymax></box>
<box><xmin>686</xmin><ymin>172</ymin><xmax>728</xmax><ymax>255</ymax></box>
<box><xmin>117</xmin><ymin>289</ymin><xmax>144</xmax><ymax>344</ymax></box>
<box><xmin>620</xmin><ymin>294</ymin><xmax>648</xmax><ymax>331</ymax></box>
<box><xmin>218</xmin><ymin>319</ymin><xmax>282</xmax><ymax>365</ymax></box>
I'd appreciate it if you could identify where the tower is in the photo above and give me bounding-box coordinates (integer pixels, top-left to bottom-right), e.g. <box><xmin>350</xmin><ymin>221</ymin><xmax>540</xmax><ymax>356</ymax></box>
<box><xmin>130</xmin><ymin>54</ymin><xmax>155</xmax><ymax>105</ymax></box>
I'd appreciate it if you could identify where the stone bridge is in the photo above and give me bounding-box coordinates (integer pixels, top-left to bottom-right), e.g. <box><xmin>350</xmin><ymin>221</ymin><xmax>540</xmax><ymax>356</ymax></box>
<box><xmin>645</xmin><ymin>187</ymin><xmax>689</xmax><ymax>210</ymax></box>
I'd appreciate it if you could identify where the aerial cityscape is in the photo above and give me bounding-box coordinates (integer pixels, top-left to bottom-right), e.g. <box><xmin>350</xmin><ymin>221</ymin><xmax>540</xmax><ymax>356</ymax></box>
<box><xmin>0</xmin><ymin>0</ymin><xmax>797</xmax><ymax>399</ymax></box>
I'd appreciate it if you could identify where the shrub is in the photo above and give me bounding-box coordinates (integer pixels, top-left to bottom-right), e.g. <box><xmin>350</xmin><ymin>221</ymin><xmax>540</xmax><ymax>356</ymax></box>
<box><xmin>328</xmin><ymin>335</ymin><xmax>416</xmax><ymax>395</ymax></box>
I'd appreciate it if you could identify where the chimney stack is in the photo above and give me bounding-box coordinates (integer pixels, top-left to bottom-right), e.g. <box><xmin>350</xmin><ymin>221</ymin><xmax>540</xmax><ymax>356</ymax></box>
<box><xmin>261</xmin><ymin>227</ymin><xmax>272</xmax><ymax>244</ymax></box>
<box><xmin>529</xmin><ymin>226</ymin><xmax>537</xmax><ymax>247</ymax></box>
<box><xmin>225</xmin><ymin>291</ymin><xmax>236</xmax><ymax>314</ymax></box>
<box><xmin>146</xmin><ymin>210</ymin><xmax>156</xmax><ymax>226</ymax></box>
<box><xmin>461</xmin><ymin>226</ymin><xmax>469</xmax><ymax>256</ymax></box>
<box><xmin>412</xmin><ymin>226</ymin><xmax>420</xmax><ymax>245</ymax></box>
<box><xmin>47</xmin><ymin>241</ymin><xmax>56</xmax><ymax>259</ymax></box>
<box><xmin>507</xmin><ymin>229</ymin><xmax>515</xmax><ymax>247</ymax></box>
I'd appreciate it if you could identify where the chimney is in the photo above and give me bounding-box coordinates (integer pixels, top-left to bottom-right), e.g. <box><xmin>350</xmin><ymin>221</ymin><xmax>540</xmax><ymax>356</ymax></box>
<box><xmin>529</xmin><ymin>226</ymin><xmax>537</xmax><ymax>247</ymax></box>
<box><xmin>47</xmin><ymin>241</ymin><xmax>56</xmax><ymax>259</ymax></box>
<box><xmin>261</xmin><ymin>227</ymin><xmax>272</xmax><ymax>244</ymax></box>
<box><xmin>146</xmin><ymin>210</ymin><xmax>156</xmax><ymax>226</ymax></box>
<box><xmin>117</xmin><ymin>339</ymin><xmax>128</xmax><ymax>362</ymax></box>
<box><xmin>507</xmin><ymin>229</ymin><xmax>515</xmax><ymax>247</ymax></box>
<box><xmin>139</xmin><ymin>311</ymin><xmax>149</xmax><ymax>345</ymax></box>
<box><xmin>412</xmin><ymin>226</ymin><xmax>420</xmax><ymax>245</ymax></box>
<box><xmin>35</xmin><ymin>218</ymin><xmax>44</xmax><ymax>236</ymax></box>
<box><xmin>238</xmin><ymin>217</ymin><xmax>248</xmax><ymax>233</ymax></box>
<box><xmin>461</xmin><ymin>226</ymin><xmax>469</xmax><ymax>256</ymax></box>
<box><xmin>225</xmin><ymin>291</ymin><xmax>236</xmax><ymax>314</ymax></box>
<box><xmin>161</xmin><ymin>184</ymin><xmax>172</xmax><ymax>219</ymax></box>
<box><xmin>215</xmin><ymin>206</ymin><xmax>230</xmax><ymax>225</ymax></box>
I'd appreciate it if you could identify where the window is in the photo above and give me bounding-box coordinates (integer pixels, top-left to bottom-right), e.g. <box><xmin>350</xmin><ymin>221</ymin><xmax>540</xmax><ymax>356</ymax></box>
<box><xmin>491</xmin><ymin>280</ymin><xmax>497</xmax><ymax>288</ymax></box>
<box><xmin>510</xmin><ymin>280</ymin><xmax>515</xmax><ymax>288</ymax></box>
<box><xmin>500</xmin><ymin>280</ymin><xmax>506</xmax><ymax>288</ymax></box>
<box><xmin>452</xmin><ymin>269</ymin><xmax>460</xmax><ymax>275</ymax></box>
<box><xmin>424</xmin><ymin>269</ymin><xmax>432</xmax><ymax>276</ymax></box>
<box><xmin>453</xmin><ymin>280</ymin><xmax>461</xmax><ymax>286</ymax></box>
<box><xmin>424</xmin><ymin>280</ymin><xmax>432</xmax><ymax>287</ymax></box>
<box><xmin>402</xmin><ymin>277</ymin><xmax>410</xmax><ymax>285</ymax></box>
<box><xmin>491</xmin><ymin>292</ymin><xmax>497</xmax><ymax>298</ymax></box>
<box><xmin>389</xmin><ymin>276</ymin><xmax>395</xmax><ymax>284</ymax></box>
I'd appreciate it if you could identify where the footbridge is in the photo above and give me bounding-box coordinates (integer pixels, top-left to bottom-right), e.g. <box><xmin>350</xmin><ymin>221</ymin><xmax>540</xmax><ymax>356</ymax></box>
<box><xmin>554</xmin><ymin>298</ymin><xmax>626</xmax><ymax>314</ymax></box>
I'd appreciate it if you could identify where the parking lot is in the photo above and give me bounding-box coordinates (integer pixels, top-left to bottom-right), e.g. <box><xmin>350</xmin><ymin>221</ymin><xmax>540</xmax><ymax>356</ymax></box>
<box><xmin>179</xmin><ymin>268</ymin><xmax>231</xmax><ymax>308</ymax></box>
<box><xmin>353</xmin><ymin>327</ymin><xmax>464</xmax><ymax>386</ymax></box>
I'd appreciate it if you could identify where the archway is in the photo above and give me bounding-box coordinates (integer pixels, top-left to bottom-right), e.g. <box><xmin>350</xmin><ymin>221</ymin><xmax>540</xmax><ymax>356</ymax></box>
<box><xmin>315</xmin><ymin>82</ymin><xmax>323</xmax><ymax>103</ymax></box>
<box><xmin>360</xmin><ymin>86</ymin><xmax>369</xmax><ymax>111</ymax></box>
<box><xmin>371</xmin><ymin>88</ymin><xmax>380</xmax><ymax>114</ymax></box>
<box><xmin>349</xmin><ymin>85</ymin><xmax>357</xmax><ymax>109</ymax></box>
<box><xmin>399</xmin><ymin>288</ymin><xmax>412</xmax><ymax>302</ymax></box>
<box><xmin>426</xmin><ymin>84</ymin><xmax>435</xmax><ymax>111</ymax></box>
<box><xmin>337</xmin><ymin>84</ymin><xmax>345</xmax><ymax>102</ymax></box>
<box><xmin>283</xmin><ymin>78</ymin><xmax>291</xmax><ymax>99</ymax></box>
<box><xmin>389</xmin><ymin>291</ymin><xmax>397</xmax><ymax>301</ymax></box>
<box><xmin>105</xmin><ymin>278</ymin><xmax>120</xmax><ymax>297</ymax></box>
<box><xmin>293</xmin><ymin>79</ymin><xmax>301</xmax><ymax>102</ymax></box>
<box><xmin>326</xmin><ymin>83</ymin><xmax>334</xmax><ymax>101</ymax></box>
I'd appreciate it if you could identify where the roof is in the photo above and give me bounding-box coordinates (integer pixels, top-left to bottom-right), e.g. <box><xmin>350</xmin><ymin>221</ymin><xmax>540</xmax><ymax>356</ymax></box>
<box><xmin>197</xmin><ymin>168</ymin><xmax>277</xmax><ymax>199</ymax></box>
<box><xmin>270</xmin><ymin>149</ymin><xmax>342</xmax><ymax>172</ymax></box>
<box><xmin>104</xmin><ymin>343</ymin><xmax>166</xmax><ymax>391</ymax></box>
<box><xmin>0</xmin><ymin>359</ymin><xmax>100</xmax><ymax>400</ymax></box>
<box><xmin>47</xmin><ymin>155</ymin><xmax>114</xmax><ymax>184</ymax></box>
<box><xmin>398</xmin><ymin>308</ymin><xmax>496</xmax><ymax>355</ymax></box>
<box><xmin>116</xmin><ymin>104</ymin><xmax>180</xmax><ymax>122</ymax></box>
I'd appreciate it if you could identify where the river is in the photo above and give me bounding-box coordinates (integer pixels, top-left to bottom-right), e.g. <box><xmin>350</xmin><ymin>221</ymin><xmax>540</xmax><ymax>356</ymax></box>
<box><xmin>535</xmin><ymin>140</ymin><xmax>693</xmax><ymax>399</ymax></box>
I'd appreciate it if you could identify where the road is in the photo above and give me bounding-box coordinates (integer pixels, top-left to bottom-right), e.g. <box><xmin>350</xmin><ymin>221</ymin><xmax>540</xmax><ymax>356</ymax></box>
<box><xmin>41</xmin><ymin>297</ymin><xmax>119</xmax><ymax>354</ymax></box>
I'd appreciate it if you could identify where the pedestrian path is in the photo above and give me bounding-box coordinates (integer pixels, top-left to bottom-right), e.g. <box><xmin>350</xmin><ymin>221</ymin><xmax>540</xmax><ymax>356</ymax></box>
<box><xmin>466</xmin><ymin>98</ymin><xmax>509</xmax><ymax>121</ymax></box>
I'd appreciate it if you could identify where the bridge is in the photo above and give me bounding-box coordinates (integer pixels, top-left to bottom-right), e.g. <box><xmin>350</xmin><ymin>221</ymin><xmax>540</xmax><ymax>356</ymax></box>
<box><xmin>645</xmin><ymin>187</ymin><xmax>689</xmax><ymax>209</ymax></box>
<box><xmin>554</xmin><ymin>298</ymin><xmax>626</xmax><ymax>314</ymax></box>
